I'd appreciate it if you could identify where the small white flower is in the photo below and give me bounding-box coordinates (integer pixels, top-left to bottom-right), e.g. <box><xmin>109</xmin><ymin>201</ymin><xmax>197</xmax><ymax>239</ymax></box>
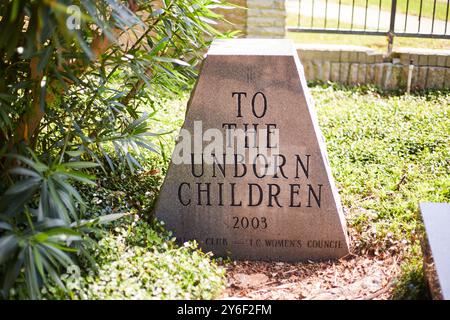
<box><xmin>121</xmin><ymin>54</ymin><xmax>134</xmax><ymax>62</ymax></box>
<box><xmin>40</xmin><ymin>76</ymin><xmax>47</xmax><ymax>88</ymax></box>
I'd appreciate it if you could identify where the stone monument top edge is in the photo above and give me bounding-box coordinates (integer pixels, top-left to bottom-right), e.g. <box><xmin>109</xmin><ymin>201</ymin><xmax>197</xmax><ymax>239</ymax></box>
<box><xmin>420</xmin><ymin>202</ymin><xmax>450</xmax><ymax>299</ymax></box>
<box><xmin>207</xmin><ymin>38</ymin><xmax>296</xmax><ymax>56</ymax></box>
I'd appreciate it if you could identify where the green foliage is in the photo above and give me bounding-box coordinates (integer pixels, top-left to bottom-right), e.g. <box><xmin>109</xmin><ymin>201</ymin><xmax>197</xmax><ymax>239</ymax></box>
<box><xmin>43</xmin><ymin>218</ymin><xmax>226</xmax><ymax>300</ymax></box>
<box><xmin>0</xmin><ymin>0</ymin><xmax>232</xmax><ymax>299</ymax></box>
<box><xmin>392</xmin><ymin>250</ymin><xmax>429</xmax><ymax>300</ymax></box>
<box><xmin>313</xmin><ymin>85</ymin><xmax>450</xmax><ymax>299</ymax></box>
<box><xmin>32</xmin><ymin>149</ymin><xmax>225</xmax><ymax>300</ymax></box>
<box><xmin>0</xmin><ymin>151</ymin><xmax>127</xmax><ymax>299</ymax></box>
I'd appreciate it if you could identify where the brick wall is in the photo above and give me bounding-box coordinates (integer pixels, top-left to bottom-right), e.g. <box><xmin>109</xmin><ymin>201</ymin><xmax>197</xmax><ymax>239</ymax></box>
<box><xmin>215</xmin><ymin>0</ymin><xmax>286</xmax><ymax>38</ymax></box>
<box><xmin>215</xmin><ymin>0</ymin><xmax>247</xmax><ymax>37</ymax></box>
<box><xmin>246</xmin><ymin>0</ymin><xmax>286</xmax><ymax>38</ymax></box>
<box><xmin>298</xmin><ymin>45</ymin><xmax>450</xmax><ymax>90</ymax></box>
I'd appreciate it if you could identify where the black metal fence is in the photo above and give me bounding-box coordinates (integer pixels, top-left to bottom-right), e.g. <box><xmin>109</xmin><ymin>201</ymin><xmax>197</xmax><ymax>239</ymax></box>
<box><xmin>287</xmin><ymin>0</ymin><xmax>450</xmax><ymax>47</ymax></box>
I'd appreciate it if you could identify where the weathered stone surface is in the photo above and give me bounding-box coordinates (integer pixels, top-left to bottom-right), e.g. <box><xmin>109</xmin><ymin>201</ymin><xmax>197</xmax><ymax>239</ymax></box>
<box><xmin>340</xmin><ymin>51</ymin><xmax>350</xmax><ymax>63</ymax></box>
<box><xmin>321</xmin><ymin>61</ymin><xmax>331</xmax><ymax>82</ymax></box>
<box><xmin>155</xmin><ymin>39</ymin><xmax>349</xmax><ymax>261</ymax></box>
<box><xmin>373</xmin><ymin>63</ymin><xmax>384</xmax><ymax>87</ymax></box>
<box><xmin>357</xmin><ymin>64</ymin><xmax>367</xmax><ymax>84</ymax></box>
<box><xmin>303</xmin><ymin>60</ymin><xmax>314</xmax><ymax>80</ymax></box>
<box><xmin>384</xmin><ymin>65</ymin><xmax>402</xmax><ymax>90</ymax></box>
<box><xmin>247</xmin><ymin>0</ymin><xmax>285</xmax><ymax>38</ymax></box>
<box><xmin>428</xmin><ymin>55</ymin><xmax>438</xmax><ymax>67</ymax></box>
<box><xmin>348</xmin><ymin>51</ymin><xmax>358</xmax><ymax>63</ymax></box>
<box><xmin>214</xmin><ymin>0</ymin><xmax>247</xmax><ymax>36</ymax></box>
<box><xmin>383</xmin><ymin>64</ymin><xmax>393</xmax><ymax>89</ymax></box>
<box><xmin>420</xmin><ymin>203</ymin><xmax>450</xmax><ymax>300</ymax></box>
<box><xmin>409</xmin><ymin>54</ymin><xmax>419</xmax><ymax>66</ymax></box>
<box><xmin>437</xmin><ymin>55</ymin><xmax>447</xmax><ymax>67</ymax></box>
<box><xmin>366</xmin><ymin>64</ymin><xmax>375</xmax><ymax>84</ymax></box>
<box><xmin>311</xmin><ymin>60</ymin><xmax>321</xmax><ymax>80</ymax></box>
<box><xmin>399</xmin><ymin>52</ymin><xmax>411</xmax><ymax>66</ymax></box>
<box><xmin>247</xmin><ymin>17</ymin><xmax>285</xmax><ymax>28</ymax></box>
<box><xmin>399</xmin><ymin>65</ymin><xmax>410</xmax><ymax>89</ymax></box>
<box><xmin>247</xmin><ymin>0</ymin><xmax>284</xmax><ymax>10</ymax></box>
<box><xmin>418</xmin><ymin>54</ymin><xmax>428</xmax><ymax>66</ymax></box>
<box><xmin>246</xmin><ymin>26</ymin><xmax>285</xmax><ymax>38</ymax></box>
<box><xmin>427</xmin><ymin>67</ymin><xmax>446</xmax><ymax>89</ymax></box>
<box><xmin>417</xmin><ymin>66</ymin><xmax>429</xmax><ymax>90</ymax></box>
<box><xmin>330</xmin><ymin>63</ymin><xmax>340</xmax><ymax>82</ymax></box>
<box><xmin>292</xmin><ymin>45</ymin><xmax>449</xmax><ymax>90</ymax></box>
<box><xmin>445</xmin><ymin>68</ymin><xmax>450</xmax><ymax>88</ymax></box>
<box><xmin>348</xmin><ymin>63</ymin><xmax>359</xmax><ymax>85</ymax></box>
<box><xmin>339</xmin><ymin>63</ymin><xmax>350</xmax><ymax>84</ymax></box>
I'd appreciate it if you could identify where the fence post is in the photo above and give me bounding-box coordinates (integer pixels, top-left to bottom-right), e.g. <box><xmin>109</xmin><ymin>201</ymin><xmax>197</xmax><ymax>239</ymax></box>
<box><xmin>387</xmin><ymin>0</ymin><xmax>397</xmax><ymax>55</ymax></box>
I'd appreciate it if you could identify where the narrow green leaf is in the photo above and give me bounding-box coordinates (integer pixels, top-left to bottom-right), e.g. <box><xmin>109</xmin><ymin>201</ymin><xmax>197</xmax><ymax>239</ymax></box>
<box><xmin>57</xmin><ymin>170</ymin><xmax>96</xmax><ymax>186</ymax></box>
<box><xmin>24</xmin><ymin>246</ymin><xmax>40</xmax><ymax>299</ymax></box>
<box><xmin>1</xmin><ymin>250</ymin><xmax>24</xmax><ymax>297</ymax></box>
<box><xmin>97</xmin><ymin>212</ymin><xmax>127</xmax><ymax>224</ymax></box>
<box><xmin>4</xmin><ymin>178</ymin><xmax>41</xmax><ymax>195</ymax></box>
<box><xmin>152</xmin><ymin>56</ymin><xmax>190</xmax><ymax>67</ymax></box>
<box><xmin>61</xmin><ymin>161</ymin><xmax>100</xmax><ymax>169</ymax></box>
<box><xmin>0</xmin><ymin>222</ymin><xmax>13</xmax><ymax>231</ymax></box>
<box><xmin>65</xmin><ymin>150</ymin><xmax>85</xmax><ymax>157</ymax></box>
<box><xmin>53</xmin><ymin>177</ymin><xmax>84</xmax><ymax>206</ymax></box>
<box><xmin>10</xmin><ymin>0</ymin><xmax>21</xmax><ymax>22</ymax></box>
<box><xmin>0</xmin><ymin>234</ymin><xmax>19</xmax><ymax>264</ymax></box>
<box><xmin>47</xmin><ymin>179</ymin><xmax>69</xmax><ymax>222</ymax></box>
<box><xmin>33</xmin><ymin>247</ymin><xmax>45</xmax><ymax>279</ymax></box>
<box><xmin>8</xmin><ymin>167</ymin><xmax>41</xmax><ymax>179</ymax></box>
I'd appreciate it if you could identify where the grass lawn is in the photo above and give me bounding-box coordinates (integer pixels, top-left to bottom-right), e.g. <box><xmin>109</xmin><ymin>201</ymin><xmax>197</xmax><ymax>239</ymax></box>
<box><xmin>44</xmin><ymin>84</ymin><xmax>449</xmax><ymax>299</ymax></box>
<box><xmin>287</xmin><ymin>31</ymin><xmax>450</xmax><ymax>51</ymax></box>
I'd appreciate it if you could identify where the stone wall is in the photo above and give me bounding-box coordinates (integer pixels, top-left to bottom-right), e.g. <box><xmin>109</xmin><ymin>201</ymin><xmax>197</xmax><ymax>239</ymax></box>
<box><xmin>246</xmin><ymin>0</ymin><xmax>286</xmax><ymax>38</ymax></box>
<box><xmin>215</xmin><ymin>0</ymin><xmax>247</xmax><ymax>36</ymax></box>
<box><xmin>215</xmin><ymin>0</ymin><xmax>286</xmax><ymax>38</ymax></box>
<box><xmin>297</xmin><ymin>45</ymin><xmax>450</xmax><ymax>90</ymax></box>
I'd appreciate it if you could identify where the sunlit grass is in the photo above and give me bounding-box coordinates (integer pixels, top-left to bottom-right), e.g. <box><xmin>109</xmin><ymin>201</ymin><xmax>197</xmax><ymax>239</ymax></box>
<box><xmin>287</xmin><ymin>31</ymin><xmax>450</xmax><ymax>51</ymax></box>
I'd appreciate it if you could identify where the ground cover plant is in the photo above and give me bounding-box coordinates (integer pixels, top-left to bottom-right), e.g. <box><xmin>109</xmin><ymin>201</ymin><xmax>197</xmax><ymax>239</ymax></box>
<box><xmin>314</xmin><ymin>85</ymin><xmax>449</xmax><ymax>298</ymax></box>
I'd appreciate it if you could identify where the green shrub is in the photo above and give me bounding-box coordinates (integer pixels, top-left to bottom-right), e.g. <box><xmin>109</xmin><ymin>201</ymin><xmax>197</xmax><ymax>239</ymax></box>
<box><xmin>0</xmin><ymin>0</ymin><xmax>232</xmax><ymax>299</ymax></box>
<box><xmin>43</xmin><ymin>218</ymin><xmax>226</xmax><ymax>300</ymax></box>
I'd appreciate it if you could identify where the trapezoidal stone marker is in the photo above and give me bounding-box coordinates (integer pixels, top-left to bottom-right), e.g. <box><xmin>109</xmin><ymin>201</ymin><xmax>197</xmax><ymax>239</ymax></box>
<box><xmin>420</xmin><ymin>202</ymin><xmax>450</xmax><ymax>300</ymax></box>
<box><xmin>155</xmin><ymin>39</ymin><xmax>350</xmax><ymax>261</ymax></box>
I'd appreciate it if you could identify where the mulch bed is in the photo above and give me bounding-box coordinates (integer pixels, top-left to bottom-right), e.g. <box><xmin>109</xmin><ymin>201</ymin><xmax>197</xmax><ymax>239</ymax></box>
<box><xmin>220</xmin><ymin>253</ymin><xmax>400</xmax><ymax>300</ymax></box>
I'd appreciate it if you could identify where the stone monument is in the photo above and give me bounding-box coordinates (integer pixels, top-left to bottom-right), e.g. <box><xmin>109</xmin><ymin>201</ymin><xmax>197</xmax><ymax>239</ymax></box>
<box><xmin>155</xmin><ymin>39</ymin><xmax>349</xmax><ymax>261</ymax></box>
<box><xmin>420</xmin><ymin>202</ymin><xmax>450</xmax><ymax>300</ymax></box>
